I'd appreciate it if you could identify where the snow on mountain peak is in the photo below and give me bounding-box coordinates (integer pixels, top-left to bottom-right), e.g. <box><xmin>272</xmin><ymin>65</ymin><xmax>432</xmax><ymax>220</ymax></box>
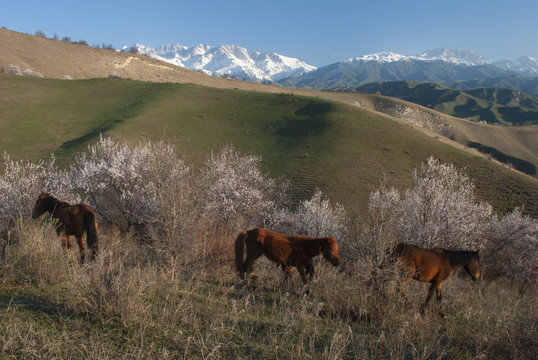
<box><xmin>419</xmin><ymin>47</ymin><xmax>491</xmax><ymax>65</ymax></box>
<box><xmin>127</xmin><ymin>43</ymin><xmax>317</xmax><ymax>82</ymax></box>
<box><xmin>347</xmin><ymin>52</ymin><xmax>411</xmax><ymax>63</ymax></box>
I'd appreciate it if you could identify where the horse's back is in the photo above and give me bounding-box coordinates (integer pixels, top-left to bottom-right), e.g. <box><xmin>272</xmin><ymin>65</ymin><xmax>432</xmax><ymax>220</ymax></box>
<box><xmin>255</xmin><ymin>228</ymin><xmax>294</xmax><ymax>263</ymax></box>
<box><xmin>393</xmin><ymin>242</ymin><xmax>449</xmax><ymax>282</ymax></box>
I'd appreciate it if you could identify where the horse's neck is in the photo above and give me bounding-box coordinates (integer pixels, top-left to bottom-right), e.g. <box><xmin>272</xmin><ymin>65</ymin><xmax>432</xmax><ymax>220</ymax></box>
<box><xmin>45</xmin><ymin>197</ymin><xmax>68</xmax><ymax>215</ymax></box>
<box><xmin>444</xmin><ymin>250</ymin><xmax>474</xmax><ymax>269</ymax></box>
<box><xmin>296</xmin><ymin>237</ymin><xmax>328</xmax><ymax>255</ymax></box>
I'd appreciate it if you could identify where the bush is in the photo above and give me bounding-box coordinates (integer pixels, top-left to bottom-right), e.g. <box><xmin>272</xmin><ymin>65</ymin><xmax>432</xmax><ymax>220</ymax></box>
<box><xmin>6</xmin><ymin>64</ymin><xmax>21</xmax><ymax>75</ymax></box>
<box><xmin>485</xmin><ymin>208</ymin><xmax>538</xmax><ymax>284</ymax></box>
<box><xmin>22</xmin><ymin>69</ymin><xmax>44</xmax><ymax>78</ymax></box>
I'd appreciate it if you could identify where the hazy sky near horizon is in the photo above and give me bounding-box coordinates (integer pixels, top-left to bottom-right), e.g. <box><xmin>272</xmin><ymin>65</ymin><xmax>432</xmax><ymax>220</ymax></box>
<box><xmin>2</xmin><ymin>0</ymin><xmax>537</xmax><ymax>67</ymax></box>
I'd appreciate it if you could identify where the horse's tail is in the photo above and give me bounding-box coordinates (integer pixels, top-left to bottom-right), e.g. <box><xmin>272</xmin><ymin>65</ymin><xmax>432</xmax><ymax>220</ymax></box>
<box><xmin>83</xmin><ymin>210</ymin><xmax>99</xmax><ymax>260</ymax></box>
<box><xmin>234</xmin><ymin>231</ymin><xmax>248</xmax><ymax>273</ymax></box>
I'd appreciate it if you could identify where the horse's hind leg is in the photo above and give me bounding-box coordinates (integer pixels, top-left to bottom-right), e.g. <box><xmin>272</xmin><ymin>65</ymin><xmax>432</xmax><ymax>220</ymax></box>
<box><xmin>305</xmin><ymin>262</ymin><xmax>314</xmax><ymax>282</ymax></box>
<box><xmin>75</xmin><ymin>235</ymin><xmax>86</xmax><ymax>264</ymax></box>
<box><xmin>60</xmin><ymin>235</ymin><xmax>73</xmax><ymax>249</ymax></box>
<box><xmin>242</xmin><ymin>255</ymin><xmax>260</xmax><ymax>283</ymax></box>
<box><xmin>280</xmin><ymin>266</ymin><xmax>294</xmax><ymax>286</ymax></box>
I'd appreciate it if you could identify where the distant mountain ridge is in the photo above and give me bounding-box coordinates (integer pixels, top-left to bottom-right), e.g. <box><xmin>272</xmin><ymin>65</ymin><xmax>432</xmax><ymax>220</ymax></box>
<box><xmin>278</xmin><ymin>48</ymin><xmax>538</xmax><ymax>91</ymax></box>
<box><xmin>124</xmin><ymin>43</ymin><xmax>538</xmax><ymax>89</ymax></box>
<box><xmin>123</xmin><ymin>43</ymin><xmax>317</xmax><ymax>83</ymax></box>
<box><xmin>354</xmin><ymin>80</ymin><xmax>538</xmax><ymax>126</ymax></box>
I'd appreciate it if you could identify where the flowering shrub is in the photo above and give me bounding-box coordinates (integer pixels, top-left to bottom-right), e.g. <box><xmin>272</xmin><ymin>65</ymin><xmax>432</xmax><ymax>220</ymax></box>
<box><xmin>6</xmin><ymin>64</ymin><xmax>21</xmax><ymax>75</ymax></box>
<box><xmin>486</xmin><ymin>208</ymin><xmax>538</xmax><ymax>283</ymax></box>
<box><xmin>399</xmin><ymin>157</ymin><xmax>492</xmax><ymax>249</ymax></box>
<box><xmin>200</xmin><ymin>144</ymin><xmax>281</xmax><ymax>228</ymax></box>
<box><xmin>68</xmin><ymin>137</ymin><xmax>188</xmax><ymax>231</ymax></box>
<box><xmin>295</xmin><ymin>189</ymin><xmax>346</xmax><ymax>241</ymax></box>
<box><xmin>366</xmin><ymin>157</ymin><xmax>492</xmax><ymax>251</ymax></box>
<box><xmin>0</xmin><ymin>153</ymin><xmax>70</xmax><ymax>231</ymax></box>
<box><xmin>364</xmin><ymin>156</ymin><xmax>536</xmax><ymax>284</ymax></box>
<box><xmin>22</xmin><ymin>69</ymin><xmax>44</xmax><ymax>78</ymax></box>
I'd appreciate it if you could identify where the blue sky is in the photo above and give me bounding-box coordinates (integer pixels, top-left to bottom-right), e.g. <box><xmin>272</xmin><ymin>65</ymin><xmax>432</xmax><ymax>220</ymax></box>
<box><xmin>2</xmin><ymin>0</ymin><xmax>537</xmax><ymax>67</ymax></box>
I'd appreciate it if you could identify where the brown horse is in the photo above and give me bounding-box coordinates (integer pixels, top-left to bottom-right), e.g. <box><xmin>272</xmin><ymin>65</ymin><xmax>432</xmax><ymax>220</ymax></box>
<box><xmin>234</xmin><ymin>228</ymin><xmax>339</xmax><ymax>286</ymax></box>
<box><xmin>32</xmin><ymin>193</ymin><xmax>99</xmax><ymax>263</ymax></box>
<box><xmin>390</xmin><ymin>242</ymin><xmax>480</xmax><ymax>314</ymax></box>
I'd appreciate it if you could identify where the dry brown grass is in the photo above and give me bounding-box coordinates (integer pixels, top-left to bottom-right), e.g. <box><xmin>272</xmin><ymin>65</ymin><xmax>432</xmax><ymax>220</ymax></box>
<box><xmin>0</xmin><ymin>221</ymin><xmax>535</xmax><ymax>359</ymax></box>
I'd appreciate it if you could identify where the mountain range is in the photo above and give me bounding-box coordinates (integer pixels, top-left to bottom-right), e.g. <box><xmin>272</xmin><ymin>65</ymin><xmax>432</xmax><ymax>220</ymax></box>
<box><xmin>125</xmin><ymin>44</ymin><xmax>538</xmax><ymax>86</ymax></box>
<box><xmin>278</xmin><ymin>49</ymin><xmax>538</xmax><ymax>91</ymax></box>
<box><xmin>124</xmin><ymin>43</ymin><xmax>316</xmax><ymax>83</ymax></box>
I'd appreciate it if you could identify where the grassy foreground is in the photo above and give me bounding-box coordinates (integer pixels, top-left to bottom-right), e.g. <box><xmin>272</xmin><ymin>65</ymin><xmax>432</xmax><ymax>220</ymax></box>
<box><xmin>0</xmin><ymin>220</ymin><xmax>535</xmax><ymax>359</ymax></box>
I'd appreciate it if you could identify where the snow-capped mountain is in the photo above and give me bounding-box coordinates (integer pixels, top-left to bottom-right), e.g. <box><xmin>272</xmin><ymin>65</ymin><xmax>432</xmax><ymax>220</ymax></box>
<box><xmin>123</xmin><ymin>43</ymin><xmax>317</xmax><ymax>82</ymax></box>
<box><xmin>345</xmin><ymin>47</ymin><xmax>538</xmax><ymax>76</ymax></box>
<box><xmin>419</xmin><ymin>47</ymin><xmax>491</xmax><ymax>65</ymax></box>
<box><xmin>346</xmin><ymin>48</ymin><xmax>492</xmax><ymax>65</ymax></box>
<box><xmin>493</xmin><ymin>56</ymin><xmax>538</xmax><ymax>77</ymax></box>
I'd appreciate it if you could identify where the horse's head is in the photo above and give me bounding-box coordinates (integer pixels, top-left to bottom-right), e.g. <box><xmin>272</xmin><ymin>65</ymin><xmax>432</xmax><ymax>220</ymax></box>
<box><xmin>32</xmin><ymin>192</ymin><xmax>50</xmax><ymax>219</ymax></box>
<box><xmin>464</xmin><ymin>251</ymin><xmax>480</xmax><ymax>281</ymax></box>
<box><xmin>322</xmin><ymin>237</ymin><xmax>340</xmax><ymax>267</ymax></box>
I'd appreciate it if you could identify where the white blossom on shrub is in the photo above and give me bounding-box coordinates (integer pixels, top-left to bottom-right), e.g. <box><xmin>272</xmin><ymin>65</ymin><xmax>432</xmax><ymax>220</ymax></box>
<box><xmin>486</xmin><ymin>208</ymin><xmax>538</xmax><ymax>283</ymax></box>
<box><xmin>398</xmin><ymin>157</ymin><xmax>492</xmax><ymax>249</ymax></box>
<box><xmin>22</xmin><ymin>69</ymin><xmax>44</xmax><ymax>78</ymax></box>
<box><xmin>6</xmin><ymin>64</ymin><xmax>21</xmax><ymax>75</ymax></box>
<box><xmin>0</xmin><ymin>153</ymin><xmax>70</xmax><ymax>226</ymax></box>
<box><xmin>200</xmin><ymin>145</ymin><xmax>281</xmax><ymax>227</ymax></box>
<box><xmin>68</xmin><ymin>136</ymin><xmax>188</xmax><ymax>231</ymax></box>
<box><xmin>295</xmin><ymin>189</ymin><xmax>346</xmax><ymax>241</ymax></box>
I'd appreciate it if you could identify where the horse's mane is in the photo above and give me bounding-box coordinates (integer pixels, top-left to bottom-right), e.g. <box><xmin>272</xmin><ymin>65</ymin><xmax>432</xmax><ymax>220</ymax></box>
<box><xmin>42</xmin><ymin>193</ymin><xmax>71</xmax><ymax>212</ymax></box>
<box><xmin>438</xmin><ymin>249</ymin><xmax>479</xmax><ymax>267</ymax></box>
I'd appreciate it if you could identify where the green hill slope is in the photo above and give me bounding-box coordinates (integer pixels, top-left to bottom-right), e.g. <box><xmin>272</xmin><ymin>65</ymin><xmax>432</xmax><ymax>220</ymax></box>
<box><xmin>1</xmin><ymin>74</ymin><xmax>537</xmax><ymax>216</ymax></box>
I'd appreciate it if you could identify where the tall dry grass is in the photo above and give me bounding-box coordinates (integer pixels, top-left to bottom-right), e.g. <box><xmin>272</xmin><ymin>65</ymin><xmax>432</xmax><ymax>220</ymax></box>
<box><xmin>0</xmin><ymin>220</ymin><xmax>535</xmax><ymax>359</ymax></box>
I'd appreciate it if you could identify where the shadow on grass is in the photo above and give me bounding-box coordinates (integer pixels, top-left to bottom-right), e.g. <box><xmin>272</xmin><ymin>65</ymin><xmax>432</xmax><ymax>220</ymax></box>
<box><xmin>468</xmin><ymin>142</ymin><xmax>536</xmax><ymax>176</ymax></box>
<box><xmin>0</xmin><ymin>293</ymin><xmax>81</xmax><ymax>319</ymax></box>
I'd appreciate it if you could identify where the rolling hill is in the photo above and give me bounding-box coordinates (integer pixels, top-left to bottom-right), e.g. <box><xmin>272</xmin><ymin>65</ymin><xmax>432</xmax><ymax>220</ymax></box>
<box><xmin>1</xmin><ymin>28</ymin><xmax>537</xmax><ymax>216</ymax></box>
<box><xmin>352</xmin><ymin>81</ymin><xmax>538</xmax><ymax>127</ymax></box>
<box><xmin>445</xmin><ymin>76</ymin><xmax>538</xmax><ymax>97</ymax></box>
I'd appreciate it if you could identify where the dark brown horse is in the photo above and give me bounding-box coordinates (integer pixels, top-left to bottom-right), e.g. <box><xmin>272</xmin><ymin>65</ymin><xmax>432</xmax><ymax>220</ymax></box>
<box><xmin>234</xmin><ymin>228</ymin><xmax>339</xmax><ymax>286</ymax></box>
<box><xmin>32</xmin><ymin>193</ymin><xmax>99</xmax><ymax>263</ymax></box>
<box><xmin>390</xmin><ymin>242</ymin><xmax>480</xmax><ymax>314</ymax></box>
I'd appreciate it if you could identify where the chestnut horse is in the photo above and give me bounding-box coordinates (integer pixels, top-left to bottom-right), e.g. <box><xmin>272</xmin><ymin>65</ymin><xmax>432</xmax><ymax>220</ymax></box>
<box><xmin>32</xmin><ymin>193</ymin><xmax>99</xmax><ymax>263</ymax></box>
<box><xmin>390</xmin><ymin>242</ymin><xmax>480</xmax><ymax>314</ymax></box>
<box><xmin>234</xmin><ymin>228</ymin><xmax>339</xmax><ymax>286</ymax></box>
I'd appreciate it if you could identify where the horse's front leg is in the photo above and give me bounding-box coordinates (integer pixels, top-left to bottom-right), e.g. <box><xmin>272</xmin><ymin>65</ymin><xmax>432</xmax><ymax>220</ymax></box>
<box><xmin>420</xmin><ymin>282</ymin><xmax>437</xmax><ymax>315</ymax></box>
<box><xmin>435</xmin><ymin>283</ymin><xmax>446</xmax><ymax>317</ymax></box>
<box><xmin>297</xmin><ymin>265</ymin><xmax>312</xmax><ymax>295</ymax></box>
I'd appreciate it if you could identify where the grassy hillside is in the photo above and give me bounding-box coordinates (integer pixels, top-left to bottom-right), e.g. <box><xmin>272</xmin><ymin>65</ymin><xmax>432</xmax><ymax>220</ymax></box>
<box><xmin>1</xmin><ymin>73</ymin><xmax>537</xmax><ymax>216</ymax></box>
